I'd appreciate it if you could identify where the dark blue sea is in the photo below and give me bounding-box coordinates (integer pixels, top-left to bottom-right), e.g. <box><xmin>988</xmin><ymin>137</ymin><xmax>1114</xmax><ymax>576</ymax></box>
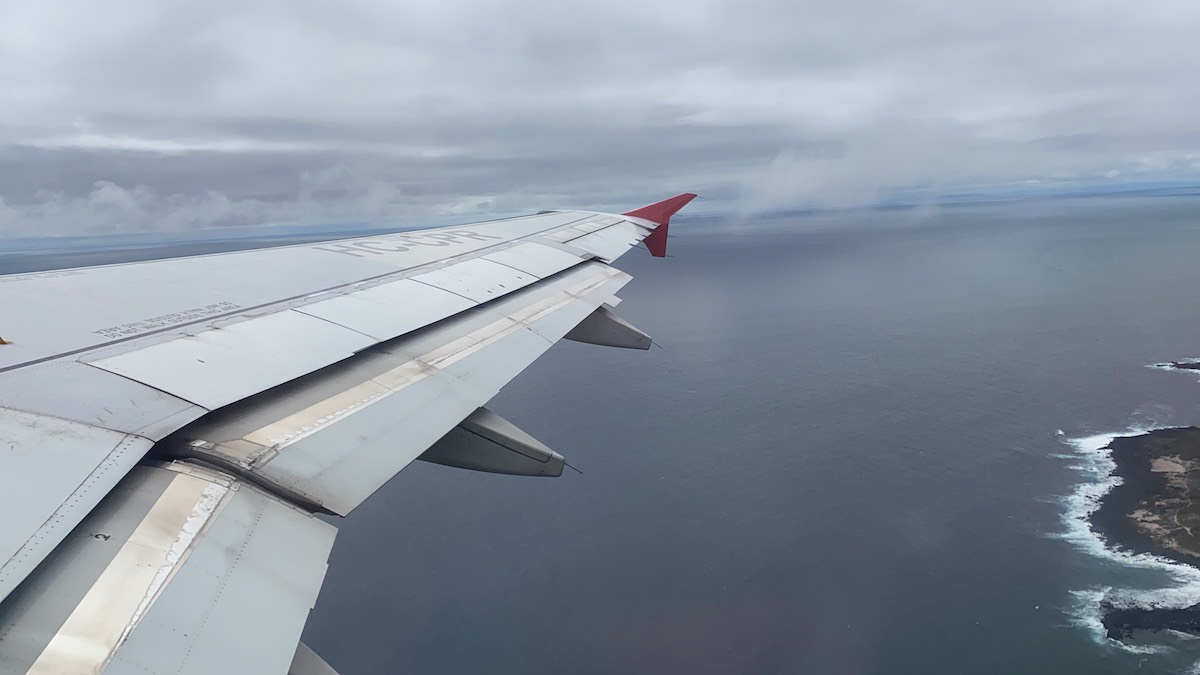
<box><xmin>9</xmin><ymin>195</ymin><xmax>1200</xmax><ymax>674</ymax></box>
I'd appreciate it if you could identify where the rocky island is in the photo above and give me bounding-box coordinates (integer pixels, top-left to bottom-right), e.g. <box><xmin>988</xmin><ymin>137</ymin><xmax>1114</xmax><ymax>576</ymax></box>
<box><xmin>1092</xmin><ymin>427</ymin><xmax>1200</xmax><ymax>639</ymax></box>
<box><xmin>1158</xmin><ymin>361</ymin><xmax>1200</xmax><ymax>371</ymax></box>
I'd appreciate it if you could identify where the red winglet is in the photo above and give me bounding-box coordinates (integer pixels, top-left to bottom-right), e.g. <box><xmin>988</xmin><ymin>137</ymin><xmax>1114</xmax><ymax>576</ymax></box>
<box><xmin>624</xmin><ymin>193</ymin><xmax>698</xmax><ymax>257</ymax></box>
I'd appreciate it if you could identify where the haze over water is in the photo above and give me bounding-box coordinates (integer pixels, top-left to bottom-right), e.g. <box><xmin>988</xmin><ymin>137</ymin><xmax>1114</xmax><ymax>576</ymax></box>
<box><xmin>10</xmin><ymin>195</ymin><xmax>1200</xmax><ymax>673</ymax></box>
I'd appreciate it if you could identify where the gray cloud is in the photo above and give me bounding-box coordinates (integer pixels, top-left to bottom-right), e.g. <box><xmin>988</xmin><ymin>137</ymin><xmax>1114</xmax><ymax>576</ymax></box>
<box><xmin>1</xmin><ymin>0</ymin><xmax>1198</xmax><ymax>236</ymax></box>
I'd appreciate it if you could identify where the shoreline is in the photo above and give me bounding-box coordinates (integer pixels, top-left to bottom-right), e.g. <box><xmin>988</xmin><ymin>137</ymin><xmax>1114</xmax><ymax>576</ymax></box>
<box><xmin>1089</xmin><ymin>427</ymin><xmax>1200</xmax><ymax>639</ymax></box>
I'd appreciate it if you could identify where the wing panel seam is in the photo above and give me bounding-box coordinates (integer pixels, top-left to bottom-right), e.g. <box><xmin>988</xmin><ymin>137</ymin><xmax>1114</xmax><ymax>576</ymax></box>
<box><xmin>0</xmin><ymin>215</ymin><xmax>600</xmax><ymax>375</ymax></box>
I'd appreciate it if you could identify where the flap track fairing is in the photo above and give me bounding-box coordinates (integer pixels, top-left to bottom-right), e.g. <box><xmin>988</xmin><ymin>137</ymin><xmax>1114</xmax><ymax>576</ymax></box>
<box><xmin>418</xmin><ymin>407</ymin><xmax>564</xmax><ymax>477</ymax></box>
<box><xmin>564</xmin><ymin>304</ymin><xmax>653</xmax><ymax>350</ymax></box>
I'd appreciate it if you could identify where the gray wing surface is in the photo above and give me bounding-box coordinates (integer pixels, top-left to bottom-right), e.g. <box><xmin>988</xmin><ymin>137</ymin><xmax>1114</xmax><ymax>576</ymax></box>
<box><xmin>0</xmin><ymin>194</ymin><xmax>695</xmax><ymax>674</ymax></box>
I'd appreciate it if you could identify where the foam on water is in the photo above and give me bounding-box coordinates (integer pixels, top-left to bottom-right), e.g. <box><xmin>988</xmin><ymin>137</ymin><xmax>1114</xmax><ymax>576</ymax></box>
<box><xmin>1147</xmin><ymin>359</ymin><xmax>1200</xmax><ymax>378</ymax></box>
<box><xmin>1053</xmin><ymin>427</ymin><xmax>1200</xmax><ymax>655</ymax></box>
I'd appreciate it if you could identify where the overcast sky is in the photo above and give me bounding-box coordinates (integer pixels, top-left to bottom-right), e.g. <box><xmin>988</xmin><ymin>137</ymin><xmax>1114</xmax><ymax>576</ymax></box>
<box><xmin>2</xmin><ymin>0</ymin><xmax>1199</xmax><ymax>236</ymax></box>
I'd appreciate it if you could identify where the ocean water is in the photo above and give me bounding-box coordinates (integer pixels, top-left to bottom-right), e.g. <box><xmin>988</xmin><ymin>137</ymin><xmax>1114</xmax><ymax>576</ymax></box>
<box><xmin>9</xmin><ymin>195</ymin><xmax>1200</xmax><ymax>673</ymax></box>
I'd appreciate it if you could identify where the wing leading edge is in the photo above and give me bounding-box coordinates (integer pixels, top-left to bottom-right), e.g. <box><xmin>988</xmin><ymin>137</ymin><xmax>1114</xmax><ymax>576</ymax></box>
<box><xmin>0</xmin><ymin>194</ymin><xmax>696</xmax><ymax>674</ymax></box>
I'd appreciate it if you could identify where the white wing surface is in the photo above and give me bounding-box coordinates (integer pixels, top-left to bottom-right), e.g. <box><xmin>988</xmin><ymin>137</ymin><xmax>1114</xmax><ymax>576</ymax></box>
<box><xmin>0</xmin><ymin>194</ymin><xmax>696</xmax><ymax>674</ymax></box>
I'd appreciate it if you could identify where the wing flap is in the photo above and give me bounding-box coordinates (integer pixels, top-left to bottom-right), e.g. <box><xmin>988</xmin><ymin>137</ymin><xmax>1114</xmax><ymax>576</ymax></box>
<box><xmin>0</xmin><ymin>462</ymin><xmax>335</xmax><ymax>675</ymax></box>
<box><xmin>0</xmin><ymin>409</ymin><xmax>153</xmax><ymax>604</ymax></box>
<box><xmin>108</xmin><ymin>468</ymin><xmax>334</xmax><ymax>675</ymax></box>
<box><xmin>163</xmin><ymin>262</ymin><xmax>629</xmax><ymax>515</ymax></box>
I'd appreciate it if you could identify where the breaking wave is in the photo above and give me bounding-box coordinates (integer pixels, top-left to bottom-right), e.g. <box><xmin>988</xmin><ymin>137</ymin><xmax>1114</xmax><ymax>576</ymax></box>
<box><xmin>1148</xmin><ymin>359</ymin><xmax>1200</xmax><ymax>377</ymax></box>
<box><xmin>1052</xmin><ymin>427</ymin><xmax>1200</xmax><ymax>656</ymax></box>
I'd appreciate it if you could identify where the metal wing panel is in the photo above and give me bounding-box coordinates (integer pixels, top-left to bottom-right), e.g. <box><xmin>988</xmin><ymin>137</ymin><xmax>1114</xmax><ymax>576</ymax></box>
<box><xmin>254</xmin><ymin>304</ymin><xmax>589</xmax><ymax>513</ymax></box>
<box><xmin>0</xmin><ymin>211</ymin><xmax>588</xmax><ymax>373</ymax></box>
<box><xmin>0</xmin><ymin>360</ymin><xmax>204</xmax><ymax>439</ymax></box>
<box><xmin>0</xmin><ymin>463</ymin><xmax>335</xmax><ymax>675</ymax></box>
<box><xmin>540</xmin><ymin>216</ymin><xmax>620</xmax><ymax>244</ymax></box>
<box><xmin>480</xmin><ymin>242</ymin><xmax>588</xmax><ymax>278</ymax></box>
<box><xmin>296</xmin><ymin>212</ymin><xmax>585</xmax><ymax>267</ymax></box>
<box><xmin>258</xmin><ymin>268</ymin><xmax>629</xmax><ymax>515</ymax></box>
<box><xmin>410</xmin><ymin>257</ymin><xmax>538</xmax><ymax>303</ymax></box>
<box><xmin>256</xmin><ymin>360</ymin><xmax>478</xmax><ymax>514</ymax></box>
<box><xmin>0</xmin><ymin>266</ymin><xmax>279</xmax><ymax>372</ymax></box>
<box><xmin>106</xmin><ymin>469</ymin><xmax>335</xmax><ymax>675</ymax></box>
<box><xmin>0</xmin><ymin>409</ymin><xmax>153</xmax><ymax>605</ymax></box>
<box><xmin>290</xmin><ymin>239</ymin><xmax>588</xmax><ymax>345</ymax></box>
<box><xmin>292</xmin><ymin>278</ymin><xmax>476</xmax><ymax>342</ymax></box>
<box><xmin>80</xmin><ymin>245</ymin><xmax>589</xmax><ymax>415</ymax></box>
<box><xmin>251</xmin><ymin>266</ymin><xmax>626</xmax><ymax>514</ymax></box>
<box><xmin>0</xmin><ymin>464</ymin><xmax>178</xmax><ymax>675</ymax></box>
<box><xmin>87</xmin><ymin>310</ymin><xmax>377</xmax><ymax>410</ymax></box>
<box><xmin>566</xmin><ymin>221</ymin><xmax>645</xmax><ymax>261</ymax></box>
<box><xmin>166</xmin><ymin>263</ymin><xmax>630</xmax><ymax>515</ymax></box>
<box><xmin>0</xmin><ymin>251</ymin><xmax>391</xmax><ymax>373</ymax></box>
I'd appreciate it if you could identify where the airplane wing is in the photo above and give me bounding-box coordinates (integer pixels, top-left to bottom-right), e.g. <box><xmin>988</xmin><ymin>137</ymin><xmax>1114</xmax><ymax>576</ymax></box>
<box><xmin>0</xmin><ymin>194</ymin><xmax>696</xmax><ymax>675</ymax></box>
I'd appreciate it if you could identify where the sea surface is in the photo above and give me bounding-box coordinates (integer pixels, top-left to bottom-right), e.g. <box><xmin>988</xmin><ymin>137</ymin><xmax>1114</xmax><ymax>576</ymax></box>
<box><xmin>9</xmin><ymin>195</ymin><xmax>1200</xmax><ymax>673</ymax></box>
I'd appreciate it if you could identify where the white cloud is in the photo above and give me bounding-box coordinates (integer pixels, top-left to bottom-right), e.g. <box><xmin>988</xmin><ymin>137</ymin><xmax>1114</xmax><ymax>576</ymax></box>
<box><xmin>1</xmin><ymin>0</ymin><xmax>1199</xmax><ymax>235</ymax></box>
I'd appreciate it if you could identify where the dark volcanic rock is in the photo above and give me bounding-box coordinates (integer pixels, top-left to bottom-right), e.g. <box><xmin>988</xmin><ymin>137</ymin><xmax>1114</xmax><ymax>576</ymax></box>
<box><xmin>1092</xmin><ymin>427</ymin><xmax>1200</xmax><ymax>566</ymax></box>
<box><xmin>1091</xmin><ymin>427</ymin><xmax>1200</xmax><ymax>640</ymax></box>
<box><xmin>1104</xmin><ymin>604</ymin><xmax>1200</xmax><ymax>640</ymax></box>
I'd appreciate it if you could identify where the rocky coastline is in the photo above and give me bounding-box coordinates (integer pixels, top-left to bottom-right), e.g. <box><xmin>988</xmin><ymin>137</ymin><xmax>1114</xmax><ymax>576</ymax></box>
<box><xmin>1091</xmin><ymin>427</ymin><xmax>1200</xmax><ymax>640</ymax></box>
